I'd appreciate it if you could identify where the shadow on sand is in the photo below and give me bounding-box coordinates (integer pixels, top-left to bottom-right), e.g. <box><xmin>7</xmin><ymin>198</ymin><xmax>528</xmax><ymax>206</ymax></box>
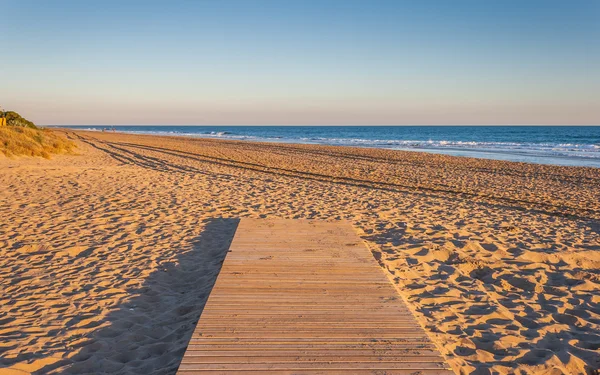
<box><xmin>39</xmin><ymin>218</ymin><xmax>239</xmax><ymax>375</ymax></box>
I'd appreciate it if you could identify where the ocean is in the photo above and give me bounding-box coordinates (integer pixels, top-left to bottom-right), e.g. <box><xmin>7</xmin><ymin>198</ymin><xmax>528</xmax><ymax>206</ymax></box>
<box><xmin>57</xmin><ymin>125</ymin><xmax>600</xmax><ymax>168</ymax></box>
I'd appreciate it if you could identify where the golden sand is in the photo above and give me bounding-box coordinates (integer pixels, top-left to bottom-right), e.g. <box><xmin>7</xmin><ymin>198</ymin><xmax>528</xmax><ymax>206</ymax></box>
<box><xmin>1</xmin><ymin>130</ymin><xmax>599</xmax><ymax>374</ymax></box>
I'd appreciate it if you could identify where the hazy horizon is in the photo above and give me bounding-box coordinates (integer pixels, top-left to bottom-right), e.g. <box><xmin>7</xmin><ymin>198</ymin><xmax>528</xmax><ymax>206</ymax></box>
<box><xmin>2</xmin><ymin>0</ymin><xmax>599</xmax><ymax>126</ymax></box>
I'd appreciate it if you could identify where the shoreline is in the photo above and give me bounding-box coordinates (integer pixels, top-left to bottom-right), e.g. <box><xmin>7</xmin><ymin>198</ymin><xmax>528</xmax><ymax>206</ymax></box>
<box><xmin>51</xmin><ymin>125</ymin><xmax>600</xmax><ymax>169</ymax></box>
<box><xmin>64</xmin><ymin>128</ymin><xmax>600</xmax><ymax>178</ymax></box>
<box><xmin>1</xmin><ymin>129</ymin><xmax>599</xmax><ymax>374</ymax></box>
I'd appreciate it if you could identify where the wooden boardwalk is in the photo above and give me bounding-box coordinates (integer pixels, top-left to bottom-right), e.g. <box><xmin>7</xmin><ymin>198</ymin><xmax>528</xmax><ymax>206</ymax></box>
<box><xmin>177</xmin><ymin>219</ymin><xmax>452</xmax><ymax>375</ymax></box>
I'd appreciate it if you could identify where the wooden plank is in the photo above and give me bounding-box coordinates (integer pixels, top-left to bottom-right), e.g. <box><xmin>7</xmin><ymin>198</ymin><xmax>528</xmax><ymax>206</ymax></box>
<box><xmin>177</xmin><ymin>219</ymin><xmax>452</xmax><ymax>374</ymax></box>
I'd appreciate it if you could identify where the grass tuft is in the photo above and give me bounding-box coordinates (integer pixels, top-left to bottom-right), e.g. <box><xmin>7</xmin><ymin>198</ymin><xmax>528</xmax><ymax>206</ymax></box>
<box><xmin>0</xmin><ymin>126</ymin><xmax>76</xmax><ymax>158</ymax></box>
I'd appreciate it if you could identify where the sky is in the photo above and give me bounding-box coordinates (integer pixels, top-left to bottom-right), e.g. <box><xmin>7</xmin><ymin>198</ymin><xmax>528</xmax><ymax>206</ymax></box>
<box><xmin>1</xmin><ymin>0</ymin><xmax>599</xmax><ymax>125</ymax></box>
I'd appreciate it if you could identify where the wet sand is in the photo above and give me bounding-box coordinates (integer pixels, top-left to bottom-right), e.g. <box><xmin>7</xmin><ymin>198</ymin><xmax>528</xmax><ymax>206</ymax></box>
<box><xmin>1</xmin><ymin>129</ymin><xmax>599</xmax><ymax>374</ymax></box>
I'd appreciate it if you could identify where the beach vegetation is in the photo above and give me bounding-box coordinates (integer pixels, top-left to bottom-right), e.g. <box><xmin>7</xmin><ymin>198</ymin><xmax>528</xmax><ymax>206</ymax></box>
<box><xmin>0</xmin><ymin>125</ymin><xmax>76</xmax><ymax>158</ymax></box>
<box><xmin>2</xmin><ymin>111</ymin><xmax>38</xmax><ymax>129</ymax></box>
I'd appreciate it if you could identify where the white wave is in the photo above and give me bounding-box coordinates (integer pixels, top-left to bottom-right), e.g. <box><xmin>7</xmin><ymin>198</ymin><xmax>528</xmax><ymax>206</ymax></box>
<box><xmin>293</xmin><ymin>137</ymin><xmax>600</xmax><ymax>159</ymax></box>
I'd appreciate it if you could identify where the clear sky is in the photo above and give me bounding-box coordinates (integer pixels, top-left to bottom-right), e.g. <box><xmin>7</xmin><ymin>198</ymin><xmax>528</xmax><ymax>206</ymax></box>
<box><xmin>1</xmin><ymin>0</ymin><xmax>599</xmax><ymax>125</ymax></box>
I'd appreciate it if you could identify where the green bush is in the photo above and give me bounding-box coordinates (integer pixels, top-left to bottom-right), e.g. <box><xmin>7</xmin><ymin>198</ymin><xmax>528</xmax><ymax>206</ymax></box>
<box><xmin>2</xmin><ymin>111</ymin><xmax>38</xmax><ymax>129</ymax></box>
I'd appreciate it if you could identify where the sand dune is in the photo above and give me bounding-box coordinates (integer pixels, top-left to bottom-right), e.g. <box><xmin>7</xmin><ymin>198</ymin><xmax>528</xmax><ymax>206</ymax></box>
<box><xmin>1</xmin><ymin>130</ymin><xmax>599</xmax><ymax>374</ymax></box>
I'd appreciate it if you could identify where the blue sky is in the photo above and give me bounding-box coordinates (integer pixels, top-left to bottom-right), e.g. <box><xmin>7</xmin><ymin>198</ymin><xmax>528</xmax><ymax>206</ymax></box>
<box><xmin>1</xmin><ymin>0</ymin><xmax>599</xmax><ymax>125</ymax></box>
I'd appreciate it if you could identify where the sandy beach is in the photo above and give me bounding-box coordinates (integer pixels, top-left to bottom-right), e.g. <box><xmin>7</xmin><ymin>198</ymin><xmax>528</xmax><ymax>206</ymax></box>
<box><xmin>1</xmin><ymin>129</ymin><xmax>599</xmax><ymax>375</ymax></box>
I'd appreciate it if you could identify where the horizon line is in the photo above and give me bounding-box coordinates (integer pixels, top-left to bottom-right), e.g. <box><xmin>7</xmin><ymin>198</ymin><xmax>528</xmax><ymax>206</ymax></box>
<box><xmin>45</xmin><ymin>124</ymin><xmax>600</xmax><ymax>127</ymax></box>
